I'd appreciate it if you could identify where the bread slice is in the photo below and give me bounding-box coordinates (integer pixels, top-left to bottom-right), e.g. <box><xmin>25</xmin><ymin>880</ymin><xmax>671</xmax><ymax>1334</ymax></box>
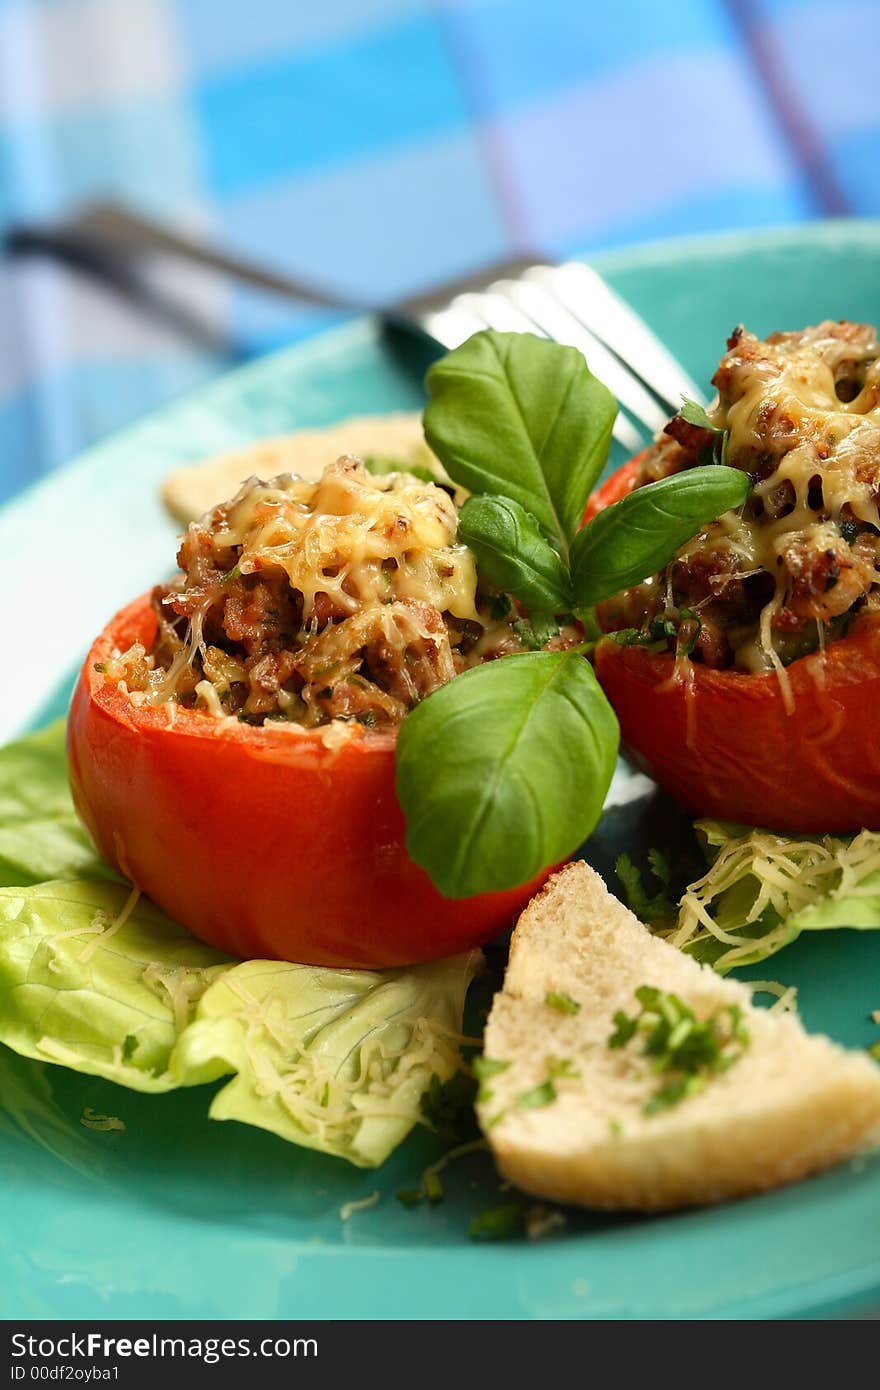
<box><xmin>161</xmin><ymin>412</ymin><xmax>438</xmax><ymax>524</ymax></box>
<box><xmin>478</xmin><ymin>860</ymin><xmax>880</xmax><ymax>1211</ymax></box>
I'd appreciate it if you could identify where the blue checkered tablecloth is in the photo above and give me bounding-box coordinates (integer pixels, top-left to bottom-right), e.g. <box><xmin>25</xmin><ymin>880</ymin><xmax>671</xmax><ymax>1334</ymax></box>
<box><xmin>1</xmin><ymin>0</ymin><xmax>878</xmax><ymax>506</ymax></box>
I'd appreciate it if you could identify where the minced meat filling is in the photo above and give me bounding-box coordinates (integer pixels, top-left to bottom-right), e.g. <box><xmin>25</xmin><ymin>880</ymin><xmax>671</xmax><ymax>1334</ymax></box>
<box><xmin>598</xmin><ymin>321</ymin><xmax>880</xmax><ymax>673</ymax></box>
<box><xmin>103</xmin><ymin>457</ymin><xmax>577</xmax><ymax>727</ymax></box>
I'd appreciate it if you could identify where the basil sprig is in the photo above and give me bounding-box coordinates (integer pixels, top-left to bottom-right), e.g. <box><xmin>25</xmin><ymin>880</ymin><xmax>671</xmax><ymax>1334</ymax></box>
<box><xmin>396</xmin><ymin>330</ymin><xmax>750</xmax><ymax>899</ymax></box>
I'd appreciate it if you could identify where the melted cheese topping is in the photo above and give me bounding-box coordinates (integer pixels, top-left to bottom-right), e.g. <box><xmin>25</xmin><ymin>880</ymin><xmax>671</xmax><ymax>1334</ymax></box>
<box><xmin>675</xmin><ymin>324</ymin><xmax>880</xmax><ymax>674</ymax></box>
<box><xmin>214</xmin><ymin>457</ymin><xmax>481</xmax><ymax>624</ymax></box>
<box><xmin>107</xmin><ymin>456</ymin><xmax>549</xmax><ymax>727</ymax></box>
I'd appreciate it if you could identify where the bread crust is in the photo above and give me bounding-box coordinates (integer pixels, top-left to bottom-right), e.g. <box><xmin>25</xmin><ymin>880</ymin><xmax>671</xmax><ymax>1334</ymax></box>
<box><xmin>161</xmin><ymin>412</ymin><xmax>435</xmax><ymax>523</ymax></box>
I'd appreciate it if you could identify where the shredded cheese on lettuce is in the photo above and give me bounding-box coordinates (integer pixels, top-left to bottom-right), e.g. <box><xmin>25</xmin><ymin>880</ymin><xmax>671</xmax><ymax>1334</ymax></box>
<box><xmin>664</xmin><ymin>820</ymin><xmax>880</xmax><ymax>971</ymax></box>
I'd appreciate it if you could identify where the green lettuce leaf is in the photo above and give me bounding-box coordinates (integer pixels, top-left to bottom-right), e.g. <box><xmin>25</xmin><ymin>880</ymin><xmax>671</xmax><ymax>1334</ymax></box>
<box><xmin>0</xmin><ymin>724</ymin><xmax>482</xmax><ymax>1167</ymax></box>
<box><xmin>0</xmin><ymin>720</ymin><xmax>117</xmax><ymax>886</ymax></box>
<box><xmin>663</xmin><ymin>819</ymin><xmax>880</xmax><ymax>971</ymax></box>
<box><xmin>0</xmin><ymin>878</ymin><xmax>479</xmax><ymax>1167</ymax></box>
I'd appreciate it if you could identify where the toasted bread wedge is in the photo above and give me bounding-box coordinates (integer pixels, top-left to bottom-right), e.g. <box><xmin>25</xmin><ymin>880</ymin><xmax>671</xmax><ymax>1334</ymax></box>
<box><xmin>161</xmin><ymin>412</ymin><xmax>437</xmax><ymax>523</ymax></box>
<box><xmin>478</xmin><ymin>860</ymin><xmax>880</xmax><ymax>1210</ymax></box>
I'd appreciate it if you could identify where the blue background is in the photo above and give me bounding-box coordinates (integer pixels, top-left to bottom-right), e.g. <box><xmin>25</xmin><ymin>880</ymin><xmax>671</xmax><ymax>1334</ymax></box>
<box><xmin>1</xmin><ymin>0</ymin><xmax>878</xmax><ymax>503</ymax></box>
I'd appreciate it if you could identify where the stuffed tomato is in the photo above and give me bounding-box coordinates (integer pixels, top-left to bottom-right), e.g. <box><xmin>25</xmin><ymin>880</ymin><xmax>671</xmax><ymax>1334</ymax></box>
<box><xmin>591</xmin><ymin>320</ymin><xmax>880</xmax><ymax>834</ymax></box>
<box><xmin>68</xmin><ymin>459</ymin><xmax>570</xmax><ymax>967</ymax></box>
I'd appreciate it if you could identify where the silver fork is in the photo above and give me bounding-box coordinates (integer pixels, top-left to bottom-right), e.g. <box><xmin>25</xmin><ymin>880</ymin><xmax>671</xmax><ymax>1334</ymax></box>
<box><xmin>393</xmin><ymin>258</ymin><xmax>705</xmax><ymax>454</ymax></box>
<box><xmin>6</xmin><ymin>204</ymin><xmax>705</xmax><ymax>450</ymax></box>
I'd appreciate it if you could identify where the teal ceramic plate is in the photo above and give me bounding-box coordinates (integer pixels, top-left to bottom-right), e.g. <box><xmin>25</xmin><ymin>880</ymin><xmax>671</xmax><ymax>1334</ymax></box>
<box><xmin>4</xmin><ymin>223</ymin><xmax>880</xmax><ymax>1320</ymax></box>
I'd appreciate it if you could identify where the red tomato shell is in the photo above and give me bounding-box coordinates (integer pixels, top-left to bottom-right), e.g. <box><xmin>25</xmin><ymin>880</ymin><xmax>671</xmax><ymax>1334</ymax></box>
<box><xmin>68</xmin><ymin>594</ymin><xmax>553</xmax><ymax>968</ymax></box>
<box><xmin>590</xmin><ymin>460</ymin><xmax>880</xmax><ymax>833</ymax></box>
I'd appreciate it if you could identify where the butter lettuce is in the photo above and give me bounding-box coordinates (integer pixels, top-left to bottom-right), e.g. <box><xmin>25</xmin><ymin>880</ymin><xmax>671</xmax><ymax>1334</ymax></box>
<box><xmin>0</xmin><ymin>722</ymin><xmax>480</xmax><ymax>1167</ymax></box>
<box><xmin>663</xmin><ymin>819</ymin><xmax>880</xmax><ymax>972</ymax></box>
<box><xmin>0</xmin><ymin>721</ymin><xmax>116</xmax><ymax>886</ymax></box>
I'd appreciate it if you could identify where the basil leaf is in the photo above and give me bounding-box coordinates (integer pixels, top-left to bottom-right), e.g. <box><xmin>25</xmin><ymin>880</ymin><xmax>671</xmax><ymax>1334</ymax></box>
<box><xmin>424</xmin><ymin>331</ymin><xmax>616</xmax><ymax>549</ymax></box>
<box><xmin>396</xmin><ymin>651</ymin><xmax>619</xmax><ymax>898</ymax></box>
<box><xmin>570</xmin><ymin>465</ymin><xmax>751</xmax><ymax>609</ymax></box>
<box><xmin>457</xmin><ymin>495</ymin><xmax>572</xmax><ymax>613</ymax></box>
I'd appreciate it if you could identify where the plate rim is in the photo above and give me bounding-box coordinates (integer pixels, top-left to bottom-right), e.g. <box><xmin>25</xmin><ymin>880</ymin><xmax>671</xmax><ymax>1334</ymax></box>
<box><xmin>4</xmin><ymin>216</ymin><xmax>880</xmax><ymax>1320</ymax></box>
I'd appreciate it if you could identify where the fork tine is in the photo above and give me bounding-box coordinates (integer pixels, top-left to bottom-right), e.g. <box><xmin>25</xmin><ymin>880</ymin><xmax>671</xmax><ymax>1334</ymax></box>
<box><xmin>525</xmin><ymin>262</ymin><xmax>706</xmax><ymax>411</ymax></box>
<box><xmin>491</xmin><ymin>278</ymin><xmax>669</xmax><ymax>439</ymax></box>
<box><xmin>423</xmin><ymin>289</ymin><xmax>644</xmax><ymax>455</ymax></box>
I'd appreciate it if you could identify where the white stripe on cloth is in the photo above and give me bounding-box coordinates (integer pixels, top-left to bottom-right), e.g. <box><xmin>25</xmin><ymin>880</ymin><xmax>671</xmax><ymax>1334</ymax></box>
<box><xmin>0</xmin><ymin>0</ymin><xmax>182</xmax><ymax>123</ymax></box>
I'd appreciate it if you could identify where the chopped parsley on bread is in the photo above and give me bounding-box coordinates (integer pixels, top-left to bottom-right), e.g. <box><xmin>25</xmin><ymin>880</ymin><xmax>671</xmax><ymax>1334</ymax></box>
<box><xmin>477</xmin><ymin>861</ymin><xmax>880</xmax><ymax>1211</ymax></box>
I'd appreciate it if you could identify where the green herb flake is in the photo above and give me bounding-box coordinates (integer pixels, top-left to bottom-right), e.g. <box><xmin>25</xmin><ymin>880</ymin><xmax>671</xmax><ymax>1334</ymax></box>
<box><xmin>512</xmin><ymin>614</ymin><xmax>563</xmax><ymax>651</ymax></box>
<box><xmin>396</xmin><ymin>1189</ymin><xmax>423</xmax><ymax>1208</ymax></box>
<box><xmin>679</xmin><ymin>397</ymin><xmax>722</xmax><ymax>434</ymax></box>
<box><xmin>545</xmin><ymin>991</ymin><xmax>581</xmax><ymax>1016</ymax></box>
<box><xmin>678</xmin><ymin>398</ymin><xmax>730</xmax><ymax>465</ymax></box>
<box><xmin>93</xmin><ymin>662</ymin><xmax>107</xmax><ymax>674</ymax></box>
<box><xmin>609</xmin><ymin>985</ymin><xmax>750</xmax><ymax>1115</ymax></box>
<box><xmin>220</xmin><ymin>563</ymin><xmax>241</xmax><ymax>586</ymax></box>
<box><xmin>472</xmin><ymin>1056</ymin><xmax>511</xmax><ymax>1081</ymax></box>
<box><xmin>423</xmin><ymin>1171</ymin><xmax>444</xmax><ymax>1205</ymax></box>
<box><xmin>516</xmin><ymin>1080</ymin><xmax>557</xmax><ymax>1110</ymax></box>
<box><xmin>472</xmin><ymin>1055</ymin><xmax>511</xmax><ymax>1103</ymax></box>
<box><xmin>364</xmin><ymin>455</ymin><xmax>436</xmax><ymax>483</ymax></box>
<box><xmin>608</xmin><ymin>1119</ymin><xmax>623</xmax><ymax>1139</ymax></box>
<box><xmin>615</xmin><ymin>851</ymin><xmax>676</xmax><ymax>925</ymax></box>
<box><xmin>470</xmin><ymin>1201</ymin><xmax>523</xmax><ymax>1242</ymax></box>
<box><xmin>545</xmin><ymin>1056</ymin><xmax>580</xmax><ymax>1081</ymax></box>
<box><xmin>419</xmin><ymin>1069</ymin><xmax>480</xmax><ymax>1143</ymax></box>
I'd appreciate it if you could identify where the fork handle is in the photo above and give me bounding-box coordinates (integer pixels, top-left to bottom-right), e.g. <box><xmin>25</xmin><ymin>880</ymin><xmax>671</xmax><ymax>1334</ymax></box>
<box><xmin>6</xmin><ymin>202</ymin><xmax>369</xmax><ymax>313</ymax></box>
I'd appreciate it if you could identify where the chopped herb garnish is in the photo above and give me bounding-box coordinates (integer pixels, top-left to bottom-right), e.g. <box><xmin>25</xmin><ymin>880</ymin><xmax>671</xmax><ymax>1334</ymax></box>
<box><xmin>609</xmin><ymin>985</ymin><xmax>750</xmax><ymax>1115</ymax></box>
<box><xmin>364</xmin><ymin>455</ymin><xmax>436</xmax><ymax>483</ymax></box>
<box><xmin>423</xmin><ymin>1171</ymin><xmax>444</xmax><ymax>1205</ymax></box>
<box><xmin>512</xmin><ymin>614</ymin><xmax>562</xmax><ymax>651</ymax></box>
<box><xmin>488</xmin><ymin>592</ymin><xmax>512</xmax><ymax>621</ymax></box>
<box><xmin>677</xmin><ymin>607</ymin><xmax>702</xmax><ymax>655</ymax></box>
<box><xmin>546</xmin><ymin>1056</ymin><xmax>580</xmax><ymax>1081</ymax></box>
<box><xmin>608</xmin><ymin>1119</ymin><xmax>623</xmax><ymax>1139</ymax></box>
<box><xmin>396</xmin><ymin>1189</ymin><xmax>423</xmax><ymax>1208</ymax></box>
<box><xmin>220</xmin><ymin>563</ymin><xmax>241</xmax><ymax>585</ymax></box>
<box><xmin>419</xmin><ymin>1069</ymin><xmax>479</xmax><ymax>1143</ymax></box>
<box><xmin>615</xmin><ymin>850</ymin><xmax>676</xmax><ymax>924</ymax></box>
<box><xmin>678</xmin><ymin>398</ymin><xmax>730</xmax><ymax>465</ymax></box>
<box><xmin>678</xmin><ymin>398</ymin><xmax>721</xmax><ymax>434</ymax></box>
<box><xmin>516</xmin><ymin>1079</ymin><xmax>557</xmax><ymax>1109</ymax></box>
<box><xmin>470</xmin><ymin>1201</ymin><xmax>523</xmax><ymax>1242</ymax></box>
<box><xmin>649</xmin><ymin>615</ymin><xmax>678</xmax><ymax>644</ymax></box>
<box><xmin>546</xmin><ymin>991</ymin><xmax>581</xmax><ymax>1015</ymax></box>
<box><xmin>472</xmin><ymin>1055</ymin><xmax>511</xmax><ymax>1102</ymax></box>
